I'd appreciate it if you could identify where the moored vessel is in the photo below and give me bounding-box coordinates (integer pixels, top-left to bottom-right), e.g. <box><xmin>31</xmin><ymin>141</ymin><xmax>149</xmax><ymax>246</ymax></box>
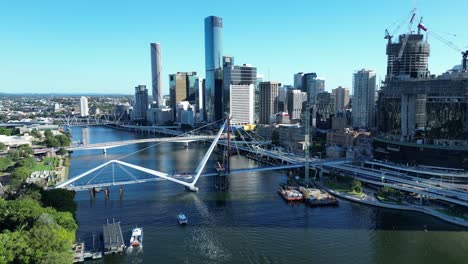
<box><xmin>129</xmin><ymin>227</ymin><xmax>143</xmax><ymax>249</ymax></box>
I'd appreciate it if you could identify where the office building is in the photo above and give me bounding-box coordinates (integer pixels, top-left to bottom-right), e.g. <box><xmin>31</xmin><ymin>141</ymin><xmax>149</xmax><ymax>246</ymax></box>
<box><xmin>223</xmin><ymin>63</ymin><xmax>257</xmax><ymax>124</ymax></box>
<box><xmin>132</xmin><ymin>85</ymin><xmax>148</xmax><ymax>121</ymax></box>
<box><xmin>204</xmin><ymin>16</ymin><xmax>223</xmax><ymax>122</ymax></box>
<box><xmin>150</xmin><ymin>43</ymin><xmax>162</xmax><ymax>107</ymax></box>
<box><xmin>80</xmin><ymin>96</ymin><xmax>89</xmax><ymax>117</ymax></box>
<box><xmin>259</xmin><ymin>81</ymin><xmax>280</xmax><ymax>124</ymax></box>
<box><xmin>332</xmin><ymin>86</ymin><xmax>350</xmax><ymax>111</ymax></box>
<box><xmin>255</xmin><ymin>73</ymin><xmax>264</xmax><ymax>123</ymax></box>
<box><xmin>352</xmin><ymin>69</ymin><xmax>376</xmax><ymax>128</ymax></box>
<box><xmin>194</xmin><ymin>78</ymin><xmax>205</xmax><ymax>122</ymax></box>
<box><xmin>169</xmin><ymin>72</ymin><xmax>197</xmax><ymax>118</ymax></box>
<box><xmin>147</xmin><ymin>107</ymin><xmax>174</xmax><ymax>125</ymax></box>
<box><xmin>316</xmin><ymin>92</ymin><xmax>335</xmax><ymax>129</ymax></box>
<box><xmin>302</xmin><ymin>73</ymin><xmax>325</xmax><ymax>104</ymax></box>
<box><xmin>287</xmin><ymin>89</ymin><xmax>307</xmax><ymax>122</ymax></box>
<box><xmin>294</xmin><ymin>72</ymin><xmax>304</xmax><ymax>90</ymax></box>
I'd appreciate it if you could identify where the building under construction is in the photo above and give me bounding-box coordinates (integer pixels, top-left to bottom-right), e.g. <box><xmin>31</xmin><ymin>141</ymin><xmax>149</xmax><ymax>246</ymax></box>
<box><xmin>386</xmin><ymin>33</ymin><xmax>430</xmax><ymax>80</ymax></box>
<box><xmin>375</xmin><ymin>14</ymin><xmax>468</xmax><ymax>169</ymax></box>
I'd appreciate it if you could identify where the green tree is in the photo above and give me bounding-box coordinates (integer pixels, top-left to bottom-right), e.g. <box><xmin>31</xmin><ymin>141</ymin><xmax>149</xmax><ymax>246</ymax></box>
<box><xmin>18</xmin><ymin>145</ymin><xmax>34</xmax><ymax>157</ymax></box>
<box><xmin>45</xmin><ymin>136</ymin><xmax>60</xmax><ymax>148</ymax></box>
<box><xmin>41</xmin><ymin>189</ymin><xmax>77</xmax><ymax>216</ymax></box>
<box><xmin>16</xmin><ymin>157</ymin><xmax>37</xmax><ymax>169</ymax></box>
<box><xmin>0</xmin><ymin>127</ymin><xmax>12</xmax><ymax>136</ymax></box>
<box><xmin>10</xmin><ymin>166</ymin><xmax>33</xmax><ymax>188</ymax></box>
<box><xmin>30</xmin><ymin>129</ymin><xmax>42</xmax><ymax>139</ymax></box>
<box><xmin>0</xmin><ymin>157</ymin><xmax>12</xmax><ymax>172</ymax></box>
<box><xmin>44</xmin><ymin>129</ymin><xmax>53</xmax><ymax>139</ymax></box>
<box><xmin>58</xmin><ymin>148</ymin><xmax>67</xmax><ymax>155</ymax></box>
<box><xmin>0</xmin><ymin>142</ymin><xmax>6</xmax><ymax>151</ymax></box>
<box><xmin>351</xmin><ymin>179</ymin><xmax>363</xmax><ymax>193</ymax></box>
<box><xmin>56</xmin><ymin>134</ymin><xmax>71</xmax><ymax>147</ymax></box>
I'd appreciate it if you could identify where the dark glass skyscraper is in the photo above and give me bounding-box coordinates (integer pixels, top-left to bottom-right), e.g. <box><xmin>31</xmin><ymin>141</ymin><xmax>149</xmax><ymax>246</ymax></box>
<box><xmin>204</xmin><ymin>16</ymin><xmax>223</xmax><ymax>122</ymax></box>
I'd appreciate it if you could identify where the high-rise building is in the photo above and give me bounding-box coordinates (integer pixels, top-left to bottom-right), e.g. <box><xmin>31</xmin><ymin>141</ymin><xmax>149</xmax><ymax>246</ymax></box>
<box><xmin>169</xmin><ymin>72</ymin><xmax>197</xmax><ymax>118</ymax></box>
<box><xmin>194</xmin><ymin>78</ymin><xmax>205</xmax><ymax>121</ymax></box>
<box><xmin>352</xmin><ymin>69</ymin><xmax>376</xmax><ymax>128</ymax></box>
<box><xmin>255</xmin><ymin>73</ymin><xmax>264</xmax><ymax>123</ymax></box>
<box><xmin>316</xmin><ymin>92</ymin><xmax>335</xmax><ymax>129</ymax></box>
<box><xmin>259</xmin><ymin>81</ymin><xmax>280</xmax><ymax>124</ymax></box>
<box><xmin>332</xmin><ymin>86</ymin><xmax>350</xmax><ymax>111</ymax></box>
<box><xmin>223</xmin><ymin>63</ymin><xmax>257</xmax><ymax>124</ymax></box>
<box><xmin>150</xmin><ymin>43</ymin><xmax>162</xmax><ymax>107</ymax></box>
<box><xmin>386</xmin><ymin>34</ymin><xmax>430</xmax><ymax>80</ymax></box>
<box><xmin>294</xmin><ymin>72</ymin><xmax>304</xmax><ymax>89</ymax></box>
<box><xmin>80</xmin><ymin>96</ymin><xmax>89</xmax><ymax>117</ymax></box>
<box><xmin>278</xmin><ymin>86</ymin><xmax>288</xmax><ymax>112</ymax></box>
<box><xmin>287</xmin><ymin>89</ymin><xmax>307</xmax><ymax>122</ymax></box>
<box><xmin>204</xmin><ymin>16</ymin><xmax>223</xmax><ymax>122</ymax></box>
<box><xmin>302</xmin><ymin>73</ymin><xmax>325</xmax><ymax>104</ymax></box>
<box><xmin>223</xmin><ymin>56</ymin><xmax>234</xmax><ymax>68</ymax></box>
<box><xmin>133</xmin><ymin>85</ymin><xmax>148</xmax><ymax>121</ymax></box>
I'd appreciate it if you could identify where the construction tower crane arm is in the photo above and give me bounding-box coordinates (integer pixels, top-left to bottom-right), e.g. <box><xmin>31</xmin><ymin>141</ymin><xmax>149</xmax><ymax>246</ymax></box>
<box><xmin>397</xmin><ymin>13</ymin><xmax>417</xmax><ymax>60</ymax></box>
<box><xmin>417</xmin><ymin>23</ymin><xmax>468</xmax><ymax>71</ymax></box>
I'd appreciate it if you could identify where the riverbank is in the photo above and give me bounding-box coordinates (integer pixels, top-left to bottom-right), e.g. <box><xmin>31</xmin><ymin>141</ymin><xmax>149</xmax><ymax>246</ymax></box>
<box><xmin>319</xmin><ymin>182</ymin><xmax>468</xmax><ymax>228</ymax></box>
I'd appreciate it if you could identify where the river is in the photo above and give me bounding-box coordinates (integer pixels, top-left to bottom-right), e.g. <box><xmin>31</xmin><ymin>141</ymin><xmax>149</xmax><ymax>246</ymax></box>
<box><xmin>70</xmin><ymin>126</ymin><xmax>468</xmax><ymax>264</ymax></box>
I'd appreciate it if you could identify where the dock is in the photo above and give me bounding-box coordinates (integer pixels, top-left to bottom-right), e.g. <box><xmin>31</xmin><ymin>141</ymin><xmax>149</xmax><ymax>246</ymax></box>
<box><xmin>102</xmin><ymin>220</ymin><xmax>126</xmax><ymax>255</ymax></box>
<box><xmin>300</xmin><ymin>187</ymin><xmax>339</xmax><ymax>206</ymax></box>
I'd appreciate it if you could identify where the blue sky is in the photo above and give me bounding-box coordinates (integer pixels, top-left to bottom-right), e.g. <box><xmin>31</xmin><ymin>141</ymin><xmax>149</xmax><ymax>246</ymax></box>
<box><xmin>1</xmin><ymin>0</ymin><xmax>467</xmax><ymax>95</ymax></box>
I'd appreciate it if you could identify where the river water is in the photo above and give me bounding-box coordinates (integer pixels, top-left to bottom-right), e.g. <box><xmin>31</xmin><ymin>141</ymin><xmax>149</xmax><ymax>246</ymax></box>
<box><xmin>70</xmin><ymin>127</ymin><xmax>468</xmax><ymax>264</ymax></box>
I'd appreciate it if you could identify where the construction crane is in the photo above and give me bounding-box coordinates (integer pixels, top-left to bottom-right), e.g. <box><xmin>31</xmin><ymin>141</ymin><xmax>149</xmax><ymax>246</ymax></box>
<box><xmin>384</xmin><ymin>8</ymin><xmax>417</xmax><ymax>44</ymax></box>
<box><xmin>417</xmin><ymin>22</ymin><xmax>468</xmax><ymax>72</ymax></box>
<box><xmin>385</xmin><ymin>8</ymin><xmax>417</xmax><ymax>78</ymax></box>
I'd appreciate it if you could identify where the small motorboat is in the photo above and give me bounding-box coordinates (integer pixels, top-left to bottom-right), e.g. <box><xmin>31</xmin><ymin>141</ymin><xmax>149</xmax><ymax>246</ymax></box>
<box><xmin>130</xmin><ymin>227</ymin><xmax>143</xmax><ymax>248</ymax></box>
<box><xmin>177</xmin><ymin>213</ymin><xmax>188</xmax><ymax>225</ymax></box>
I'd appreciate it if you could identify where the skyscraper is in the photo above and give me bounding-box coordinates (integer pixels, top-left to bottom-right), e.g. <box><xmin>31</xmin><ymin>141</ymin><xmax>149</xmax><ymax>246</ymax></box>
<box><xmin>332</xmin><ymin>86</ymin><xmax>350</xmax><ymax>111</ymax></box>
<box><xmin>302</xmin><ymin>73</ymin><xmax>325</xmax><ymax>105</ymax></box>
<box><xmin>352</xmin><ymin>69</ymin><xmax>376</xmax><ymax>128</ymax></box>
<box><xmin>223</xmin><ymin>63</ymin><xmax>257</xmax><ymax>124</ymax></box>
<box><xmin>255</xmin><ymin>73</ymin><xmax>264</xmax><ymax>123</ymax></box>
<box><xmin>294</xmin><ymin>72</ymin><xmax>304</xmax><ymax>90</ymax></box>
<box><xmin>287</xmin><ymin>89</ymin><xmax>307</xmax><ymax>122</ymax></box>
<box><xmin>150</xmin><ymin>43</ymin><xmax>162</xmax><ymax>107</ymax></box>
<box><xmin>259</xmin><ymin>81</ymin><xmax>280</xmax><ymax>124</ymax></box>
<box><xmin>194</xmin><ymin>78</ymin><xmax>205</xmax><ymax>121</ymax></box>
<box><xmin>204</xmin><ymin>16</ymin><xmax>223</xmax><ymax>122</ymax></box>
<box><xmin>133</xmin><ymin>85</ymin><xmax>148</xmax><ymax>121</ymax></box>
<box><xmin>80</xmin><ymin>96</ymin><xmax>89</xmax><ymax>117</ymax></box>
<box><xmin>169</xmin><ymin>72</ymin><xmax>197</xmax><ymax>118</ymax></box>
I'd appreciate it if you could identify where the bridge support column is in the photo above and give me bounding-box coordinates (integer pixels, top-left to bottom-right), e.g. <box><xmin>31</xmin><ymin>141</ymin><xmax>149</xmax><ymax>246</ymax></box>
<box><xmin>103</xmin><ymin>148</ymin><xmax>107</xmax><ymax>154</ymax></box>
<box><xmin>185</xmin><ymin>185</ymin><xmax>199</xmax><ymax>192</ymax></box>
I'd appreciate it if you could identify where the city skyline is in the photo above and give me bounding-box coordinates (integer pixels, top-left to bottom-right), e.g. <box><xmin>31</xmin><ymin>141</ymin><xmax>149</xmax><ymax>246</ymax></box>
<box><xmin>1</xmin><ymin>0</ymin><xmax>468</xmax><ymax>95</ymax></box>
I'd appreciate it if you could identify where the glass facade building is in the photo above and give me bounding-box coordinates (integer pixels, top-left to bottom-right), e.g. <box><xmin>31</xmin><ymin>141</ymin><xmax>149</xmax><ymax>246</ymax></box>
<box><xmin>204</xmin><ymin>16</ymin><xmax>223</xmax><ymax>122</ymax></box>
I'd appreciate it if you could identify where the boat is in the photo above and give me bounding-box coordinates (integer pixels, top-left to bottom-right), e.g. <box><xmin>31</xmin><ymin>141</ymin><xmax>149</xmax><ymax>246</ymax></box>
<box><xmin>129</xmin><ymin>227</ymin><xmax>143</xmax><ymax>248</ymax></box>
<box><xmin>177</xmin><ymin>213</ymin><xmax>188</xmax><ymax>225</ymax></box>
<box><xmin>278</xmin><ymin>187</ymin><xmax>304</xmax><ymax>202</ymax></box>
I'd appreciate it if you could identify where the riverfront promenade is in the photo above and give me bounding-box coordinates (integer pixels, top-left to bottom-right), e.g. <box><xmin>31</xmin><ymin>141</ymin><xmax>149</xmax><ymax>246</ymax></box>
<box><xmin>319</xmin><ymin>182</ymin><xmax>468</xmax><ymax>228</ymax></box>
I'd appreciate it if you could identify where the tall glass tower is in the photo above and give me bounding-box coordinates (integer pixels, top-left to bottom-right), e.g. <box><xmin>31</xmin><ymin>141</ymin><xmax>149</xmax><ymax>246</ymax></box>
<box><xmin>204</xmin><ymin>16</ymin><xmax>223</xmax><ymax>122</ymax></box>
<box><xmin>150</xmin><ymin>43</ymin><xmax>162</xmax><ymax>108</ymax></box>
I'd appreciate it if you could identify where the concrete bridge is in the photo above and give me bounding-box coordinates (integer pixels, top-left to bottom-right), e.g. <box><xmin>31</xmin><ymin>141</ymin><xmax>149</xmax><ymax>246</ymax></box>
<box><xmin>67</xmin><ymin>135</ymin><xmax>217</xmax><ymax>152</ymax></box>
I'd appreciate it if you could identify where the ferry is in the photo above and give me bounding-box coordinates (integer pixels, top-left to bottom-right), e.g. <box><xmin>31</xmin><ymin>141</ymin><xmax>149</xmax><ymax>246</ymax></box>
<box><xmin>129</xmin><ymin>227</ymin><xmax>143</xmax><ymax>248</ymax></box>
<box><xmin>177</xmin><ymin>213</ymin><xmax>188</xmax><ymax>225</ymax></box>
